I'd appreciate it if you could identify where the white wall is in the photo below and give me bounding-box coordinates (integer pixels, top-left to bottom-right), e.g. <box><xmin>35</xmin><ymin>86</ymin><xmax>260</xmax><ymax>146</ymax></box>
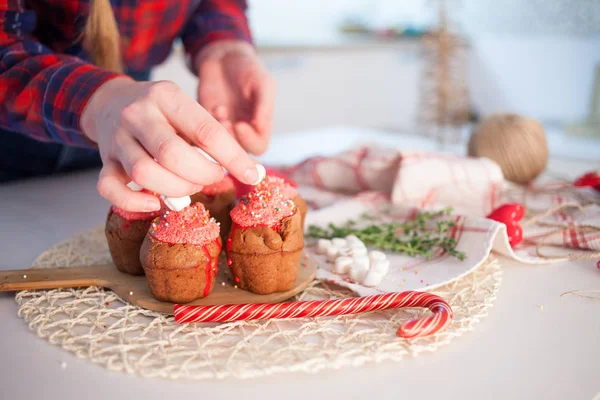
<box><xmin>469</xmin><ymin>35</ymin><xmax>600</xmax><ymax>122</ymax></box>
<box><xmin>248</xmin><ymin>0</ymin><xmax>600</xmax><ymax>123</ymax></box>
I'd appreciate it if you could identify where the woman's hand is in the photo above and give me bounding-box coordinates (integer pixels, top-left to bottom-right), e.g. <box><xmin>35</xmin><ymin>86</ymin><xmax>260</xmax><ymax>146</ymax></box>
<box><xmin>81</xmin><ymin>77</ymin><xmax>264</xmax><ymax>212</ymax></box>
<box><xmin>196</xmin><ymin>40</ymin><xmax>275</xmax><ymax>156</ymax></box>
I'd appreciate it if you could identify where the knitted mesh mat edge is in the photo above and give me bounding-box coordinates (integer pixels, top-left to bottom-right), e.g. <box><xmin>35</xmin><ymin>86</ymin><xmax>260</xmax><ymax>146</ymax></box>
<box><xmin>15</xmin><ymin>227</ymin><xmax>502</xmax><ymax>380</ymax></box>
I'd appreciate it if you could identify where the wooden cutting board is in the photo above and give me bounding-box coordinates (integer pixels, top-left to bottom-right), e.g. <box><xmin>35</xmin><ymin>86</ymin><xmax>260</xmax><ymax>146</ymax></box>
<box><xmin>0</xmin><ymin>254</ymin><xmax>317</xmax><ymax>314</ymax></box>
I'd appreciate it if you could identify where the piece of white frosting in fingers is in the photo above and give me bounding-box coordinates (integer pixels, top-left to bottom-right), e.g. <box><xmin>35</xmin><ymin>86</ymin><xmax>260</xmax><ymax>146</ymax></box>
<box><xmin>335</xmin><ymin>257</ymin><xmax>353</xmax><ymax>274</ymax></box>
<box><xmin>362</xmin><ymin>269</ymin><xmax>386</xmax><ymax>287</ymax></box>
<box><xmin>127</xmin><ymin>181</ymin><xmax>143</xmax><ymax>191</ymax></box>
<box><xmin>162</xmin><ymin>195</ymin><xmax>191</xmax><ymax>212</ymax></box>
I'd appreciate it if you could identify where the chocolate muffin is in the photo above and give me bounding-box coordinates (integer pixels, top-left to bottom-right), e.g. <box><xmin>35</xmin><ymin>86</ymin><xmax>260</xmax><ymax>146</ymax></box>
<box><xmin>190</xmin><ymin>175</ymin><xmax>235</xmax><ymax>241</ymax></box>
<box><xmin>227</xmin><ymin>189</ymin><xmax>304</xmax><ymax>294</ymax></box>
<box><xmin>255</xmin><ymin>176</ymin><xmax>308</xmax><ymax>228</ymax></box>
<box><xmin>140</xmin><ymin>203</ymin><xmax>222</xmax><ymax>303</ymax></box>
<box><xmin>105</xmin><ymin>200</ymin><xmax>163</xmax><ymax>275</ymax></box>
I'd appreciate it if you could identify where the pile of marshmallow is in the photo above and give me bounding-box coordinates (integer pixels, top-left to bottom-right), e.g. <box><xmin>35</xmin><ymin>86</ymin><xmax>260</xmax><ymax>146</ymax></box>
<box><xmin>316</xmin><ymin>235</ymin><xmax>390</xmax><ymax>287</ymax></box>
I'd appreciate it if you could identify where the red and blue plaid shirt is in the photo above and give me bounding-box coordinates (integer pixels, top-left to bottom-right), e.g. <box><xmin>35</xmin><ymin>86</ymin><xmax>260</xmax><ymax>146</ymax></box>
<box><xmin>0</xmin><ymin>0</ymin><xmax>252</xmax><ymax>147</ymax></box>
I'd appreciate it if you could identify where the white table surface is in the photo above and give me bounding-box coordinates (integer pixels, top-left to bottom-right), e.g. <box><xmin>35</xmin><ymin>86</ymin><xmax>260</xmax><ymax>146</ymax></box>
<box><xmin>1</xmin><ymin>127</ymin><xmax>599</xmax><ymax>400</ymax></box>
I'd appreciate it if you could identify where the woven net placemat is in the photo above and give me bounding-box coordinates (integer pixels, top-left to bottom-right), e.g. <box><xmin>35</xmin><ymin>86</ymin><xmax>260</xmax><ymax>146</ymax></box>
<box><xmin>16</xmin><ymin>227</ymin><xmax>502</xmax><ymax>380</ymax></box>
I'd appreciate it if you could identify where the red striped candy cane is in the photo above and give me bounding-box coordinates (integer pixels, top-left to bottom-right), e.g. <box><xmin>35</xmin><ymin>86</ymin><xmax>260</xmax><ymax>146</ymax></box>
<box><xmin>174</xmin><ymin>291</ymin><xmax>452</xmax><ymax>339</ymax></box>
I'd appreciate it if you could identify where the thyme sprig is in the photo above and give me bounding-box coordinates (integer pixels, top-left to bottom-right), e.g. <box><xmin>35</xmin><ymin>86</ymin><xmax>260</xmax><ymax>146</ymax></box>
<box><xmin>307</xmin><ymin>208</ymin><xmax>465</xmax><ymax>260</ymax></box>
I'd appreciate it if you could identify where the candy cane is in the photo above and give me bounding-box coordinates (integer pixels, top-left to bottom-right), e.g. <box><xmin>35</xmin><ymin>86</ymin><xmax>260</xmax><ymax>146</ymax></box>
<box><xmin>174</xmin><ymin>291</ymin><xmax>452</xmax><ymax>339</ymax></box>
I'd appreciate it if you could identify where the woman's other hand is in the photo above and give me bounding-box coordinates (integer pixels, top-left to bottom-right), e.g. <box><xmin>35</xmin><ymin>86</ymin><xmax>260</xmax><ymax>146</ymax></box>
<box><xmin>196</xmin><ymin>40</ymin><xmax>275</xmax><ymax>156</ymax></box>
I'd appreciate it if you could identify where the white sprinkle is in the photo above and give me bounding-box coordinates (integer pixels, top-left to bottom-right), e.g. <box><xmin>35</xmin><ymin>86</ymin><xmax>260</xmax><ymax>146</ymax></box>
<box><xmin>61</xmin><ymin>362</ymin><xmax>67</xmax><ymax>369</ymax></box>
<box><xmin>165</xmin><ymin>223</ymin><xmax>169</xmax><ymax>227</ymax></box>
<box><xmin>129</xmin><ymin>291</ymin><xmax>133</xmax><ymax>296</ymax></box>
<box><xmin>23</xmin><ymin>274</ymin><xmax>27</xmax><ymax>279</ymax></box>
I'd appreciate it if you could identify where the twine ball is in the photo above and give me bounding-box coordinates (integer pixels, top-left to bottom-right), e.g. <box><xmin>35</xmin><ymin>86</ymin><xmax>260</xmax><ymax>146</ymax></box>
<box><xmin>468</xmin><ymin>113</ymin><xmax>548</xmax><ymax>185</ymax></box>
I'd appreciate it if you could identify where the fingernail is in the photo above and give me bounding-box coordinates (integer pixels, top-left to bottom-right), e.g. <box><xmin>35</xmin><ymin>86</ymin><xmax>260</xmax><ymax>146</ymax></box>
<box><xmin>144</xmin><ymin>199</ymin><xmax>161</xmax><ymax>212</ymax></box>
<box><xmin>192</xmin><ymin>184</ymin><xmax>204</xmax><ymax>193</ymax></box>
<box><xmin>244</xmin><ymin>164</ymin><xmax>266</xmax><ymax>186</ymax></box>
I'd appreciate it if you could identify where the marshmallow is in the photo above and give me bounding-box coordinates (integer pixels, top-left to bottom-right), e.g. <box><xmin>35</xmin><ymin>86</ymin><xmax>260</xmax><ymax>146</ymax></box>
<box><xmin>334</xmin><ymin>257</ymin><xmax>353</xmax><ymax>274</ymax></box>
<box><xmin>362</xmin><ymin>269</ymin><xmax>385</xmax><ymax>287</ymax></box>
<box><xmin>317</xmin><ymin>239</ymin><xmax>332</xmax><ymax>255</ymax></box>
<box><xmin>339</xmin><ymin>246</ymin><xmax>367</xmax><ymax>257</ymax></box>
<box><xmin>338</xmin><ymin>247</ymin><xmax>351</xmax><ymax>257</ymax></box>
<box><xmin>369</xmin><ymin>250</ymin><xmax>387</xmax><ymax>263</ymax></box>
<box><xmin>350</xmin><ymin>246</ymin><xmax>368</xmax><ymax>257</ymax></box>
<box><xmin>127</xmin><ymin>181</ymin><xmax>143</xmax><ymax>191</ymax></box>
<box><xmin>370</xmin><ymin>259</ymin><xmax>390</xmax><ymax>275</ymax></box>
<box><xmin>345</xmin><ymin>235</ymin><xmax>365</xmax><ymax>247</ymax></box>
<box><xmin>353</xmin><ymin>255</ymin><xmax>370</xmax><ymax>269</ymax></box>
<box><xmin>349</xmin><ymin>261</ymin><xmax>369</xmax><ymax>283</ymax></box>
<box><xmin>326</xmin><ymin>246</ymin><xmax>339</xmax><ymax>262</ymax></box>
<box><xmin>331</xmin><ymin>238</ymin><xmax>347</xmax><ymax>248</ymax></box>
<box><xmin>162</xmin><ymin>195</ymin><xmax>191</xmax><ymax>212</ymax></box>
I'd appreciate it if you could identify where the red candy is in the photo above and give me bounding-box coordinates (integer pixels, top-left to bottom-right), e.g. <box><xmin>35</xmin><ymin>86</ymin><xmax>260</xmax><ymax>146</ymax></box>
<box><xmin>174</xmin><ymin>291</ymin><xmax>453</xmax><ymax>339</ymax></box>
<box><xmin>573</xmin><ymin>171</ymin><xmax>600</xmax><ymax>188</ymax></box>
<box><xmin>487</xmin><ymin>203</ymin><xmax>525</xmax><ymax>247</ymax></box>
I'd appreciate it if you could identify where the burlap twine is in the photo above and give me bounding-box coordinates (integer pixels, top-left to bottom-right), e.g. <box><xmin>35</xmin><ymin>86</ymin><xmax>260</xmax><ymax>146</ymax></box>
<box><xmin>15</xmin><ymin>226</ymin><xmax>502</xmax><ymax>380</ymax></box>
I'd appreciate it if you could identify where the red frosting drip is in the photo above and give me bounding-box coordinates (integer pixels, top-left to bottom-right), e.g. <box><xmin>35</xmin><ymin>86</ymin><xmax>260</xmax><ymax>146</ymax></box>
<box><xmin>230</xmin><ymin>188</ymin><xmax>297</xmax><ymax>228</ymax></box>
<box><xmin>201</xmin><ymin>175</ymin><xmax>235</xmax><ymax>196</ymax></box>
<box><xmin>201</xmin><ymin>236</ymin><xmax>222</xmax><ymax>297</ymax></box>
<box><xmin>150</xmin><ymin>203</ymin><xmax>220</xmax><ymax>246</ymax></box>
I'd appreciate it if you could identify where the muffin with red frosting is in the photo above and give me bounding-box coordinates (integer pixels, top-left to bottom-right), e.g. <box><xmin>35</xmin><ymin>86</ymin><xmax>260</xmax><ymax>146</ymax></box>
<box><xmin>227</xmin><ymin>188</ymin><xmax>304</xmax><ymax>294</ymax></box>
<box><xmin>255</xmin><ymin>176</ymin><xmax>308</xmax><ymax>228</ymax></box>
<box><xmin>140</xmin><ymin>203</ymin><xmax>222</xmax><ymax>303</ymax></box>
<box><xmin>105</xmin><ymin>195</ymin><xmax>164</xmax><ymax>275</ymax></box>
<box><xmin>190</xmin><ymin>175</ymin><xmax>235</xmax><ymax>241</ymax></box>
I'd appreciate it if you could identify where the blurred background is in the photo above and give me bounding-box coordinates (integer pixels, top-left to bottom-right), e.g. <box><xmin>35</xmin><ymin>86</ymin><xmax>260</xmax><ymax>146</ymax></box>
<box><xmin>154</xmin><ymin>0</ymin><xmax>600</xmax><ymax>160</ymax></box>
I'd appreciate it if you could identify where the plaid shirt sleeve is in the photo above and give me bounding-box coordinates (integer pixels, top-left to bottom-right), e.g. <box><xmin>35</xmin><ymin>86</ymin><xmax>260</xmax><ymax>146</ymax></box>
<box><xmin>0</xmin><ymin>3</ymin><xmax>123</xmax><ymax>147</ymax></box>
<box><xmin>180</xmin><ymin>0</ymin><xmax>253</xmax><ymax>74</ymax></box>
